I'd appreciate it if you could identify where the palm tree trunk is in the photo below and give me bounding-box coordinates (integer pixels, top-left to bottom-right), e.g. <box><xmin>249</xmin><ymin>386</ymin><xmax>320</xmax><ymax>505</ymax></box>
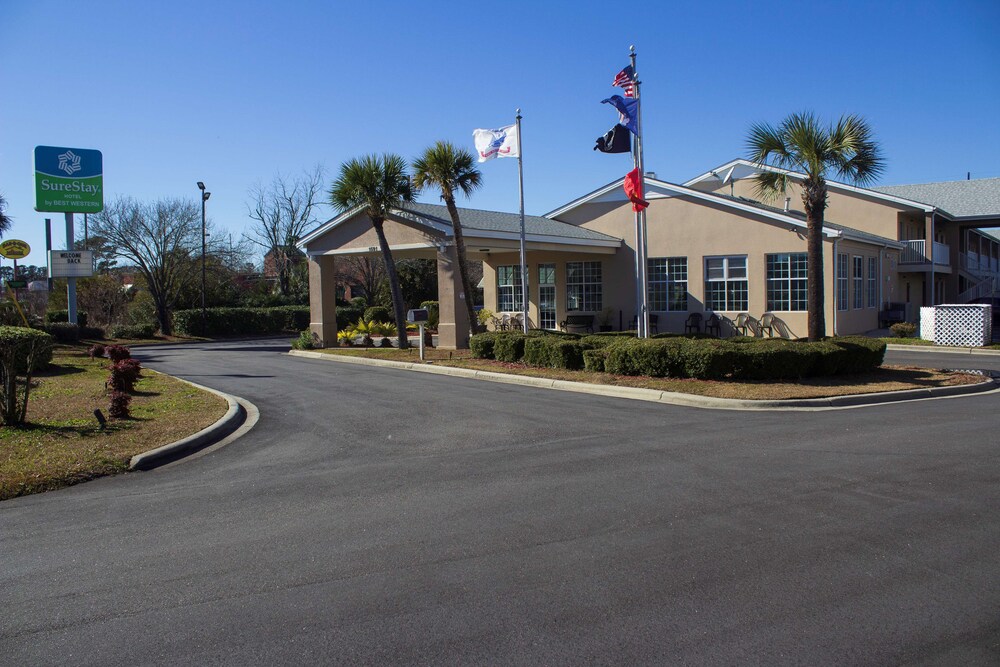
<box><xmin>443</xmin><ymin>196</ymin><xmax>480</xmax><ymax>336</ymax></box>
<box><xmin>371</xmin><ymin>218</ymin><xmax>409</xmax><ymax>349</ymax></box>
<box><xmin>805</xmin><ymin>186</ymin><xmax>827</xmax><ymax>341</ymax></box>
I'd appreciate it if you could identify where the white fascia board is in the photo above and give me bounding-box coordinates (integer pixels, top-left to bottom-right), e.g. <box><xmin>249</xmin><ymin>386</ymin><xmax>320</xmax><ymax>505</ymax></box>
<box><xmin>307</xmin><ymin>242</ymin><xmax>437</xmax><ymax>257</ymax></box>
<box><xmin>467</xmin><ymin>229</ymin><xmax>622</xmax><ymax>248</ymax></box>
<box><xmin>835</xmin><ymin>230</ymin><xmax>905</xmax><ymax>249</ymax></box>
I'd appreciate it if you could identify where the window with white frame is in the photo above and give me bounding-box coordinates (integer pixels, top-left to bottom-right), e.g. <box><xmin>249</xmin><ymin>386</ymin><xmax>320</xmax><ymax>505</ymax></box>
<box><xmin>867</xmin><ymin>257</ymin><xmax>877</xmax><ymax>308</ymax></box>
<box><xmin>852</xmin><ymin>256</ymin><xmax>863</xmax><ymax>309</ymax></box>
<box><xmin>566</xmin><ymin>261</ymin><xmax>602</xmax><ymax>311</ymax></box>
<box><xmin>836</xmin><ymin>253</ymin><xmax>849</xmax><ymax>311</ymax></box>
<box><xmin>496</xmin><ymin>265</ymin><xmax>524</xmax><ymax>312</ymax></box>
<box><xmin>766</xmin><ymin>253</ymin><xmax>808</xmax><ymax>311</ymax></box>
<box><xmin>648</xmin><ymin>257</ymin><xmax>688</xmax><ymax>311</ymax></box>
<box><xmin>705</xmin><ymin>256</ymin><xmax>748</xmax><ymax>311</ymax></box>
<box><xmin>538</xmin><ymin>263</ymin><xmax>556</xmax><ymax>330</ymax></box>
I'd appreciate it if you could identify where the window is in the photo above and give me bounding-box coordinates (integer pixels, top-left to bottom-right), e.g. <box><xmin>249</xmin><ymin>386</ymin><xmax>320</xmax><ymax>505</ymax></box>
<box><xmin>566</xmin><ymin>261</ymin><xmax>602</xmax><ymax>311</ymax></box>
<box><xmin>704</xmin><ymin>256</ymin><xmax>748</xmax><ymax>311</ymax></box>
<box><xmin>766</xmin><ymin>253</ymin><xmax>808</xmax><ymax>311</ymax></box>
<box><xmin>836</xmin><ymin>253</ymin><xmax>849</xmax><ymax>311</ymax></box>
<box><xmin>648</xmin><ymin>257</ymin><xmax>688</xmax><ymax>311</ymax></box>
<box><xmin>852</xmin><ymin>256</ymin><xmax>863</xmax><ymax>309</ymax></box>
<box><xmin>496</xmin><ymin>265</ymin><xmax>523</xmax><ymax>312</ymax></box>
<box><xmin>867</xmin><ymin>257</ymin><xmax>877</xmax><ymax>308</ymax></box>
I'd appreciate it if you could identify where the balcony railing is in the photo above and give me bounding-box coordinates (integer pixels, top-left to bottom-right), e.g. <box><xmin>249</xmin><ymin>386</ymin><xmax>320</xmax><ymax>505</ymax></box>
<box><xmin>899</xmin><ymin>240</ymin><xmax>950</xmax><ymax>265</ymax></box>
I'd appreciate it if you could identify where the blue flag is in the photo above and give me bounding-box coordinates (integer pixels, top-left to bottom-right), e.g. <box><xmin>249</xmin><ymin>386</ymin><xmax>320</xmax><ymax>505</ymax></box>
<box><xmin>601</xmin><ymin>95</ymin><xmax>639</xmax><ymax>135</ymax></box>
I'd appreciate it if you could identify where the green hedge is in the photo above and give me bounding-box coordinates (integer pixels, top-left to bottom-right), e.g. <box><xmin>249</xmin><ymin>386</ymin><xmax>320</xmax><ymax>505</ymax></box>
<box><xmin>174</xmin><ymin>306</ymin><xmax>310</xmax><ymax>337</ymax></box>
<box><xmin>0</xmin><ymin>326</ymin><xmax>53</xmax><ymax>372</ymax></box>
<box><xmin>472</xmin><ymin>331</ymin><xmax>885</xmax><ymax>380</ymax></box>
<box><xmin>46</xmin><ymin>310</ymin><xmax>88</xmax><ymax>327</ymax></box>
<box><xmin>363</xmin><ymin>306</ymin><xmax>392</xmax><ymax>323</ymax></box>
<box><xmin>111</xmin><ymin>323</ymin><xmax>157</xmax><ymax>339</ymax></box>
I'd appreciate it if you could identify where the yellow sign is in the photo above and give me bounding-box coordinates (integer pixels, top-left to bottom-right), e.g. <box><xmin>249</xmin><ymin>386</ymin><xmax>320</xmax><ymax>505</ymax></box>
<box><xmin>0</xmin><ymin>239</ymin><xmax>30</xmax><ymax>260</ymax></box>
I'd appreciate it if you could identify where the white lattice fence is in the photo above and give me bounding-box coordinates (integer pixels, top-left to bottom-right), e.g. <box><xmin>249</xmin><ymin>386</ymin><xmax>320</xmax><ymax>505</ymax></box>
<box><xmin>919</xmin><ymin>307</ymin><xmax>935</xmax><ymax>341</ymax></box>
<box><xmin>930</xmin><ymin>304</ymin><xmax>992</xmax><ymax>347</ymax></box>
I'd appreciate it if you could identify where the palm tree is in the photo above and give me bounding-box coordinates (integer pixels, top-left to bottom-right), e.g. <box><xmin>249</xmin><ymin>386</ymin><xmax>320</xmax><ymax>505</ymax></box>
<box><xmin>412</xmin><ymin>141</ymin><xmax>484</xmax><ymax>336</ymax></box>
<box><xmin>330</xmin><ymin>154</ymin><xmax>413</xmax><ymax>349</ymax></box>
<box><xmin>0</xmin><ymin>193</ymin><xmax>11</xmax><ymax>237</ymax></box>
<box><xmin>746</xmin><ymin>112</ymin><xmax>885</xmax><ymax>341</ymax></box>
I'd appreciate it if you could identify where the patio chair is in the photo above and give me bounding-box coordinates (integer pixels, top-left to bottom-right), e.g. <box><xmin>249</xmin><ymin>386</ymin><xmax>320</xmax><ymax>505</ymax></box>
<box><xmin>761</xmin><ymin>312</ymin><xmax>791</xmax><ymax>338</ymax></box>
<box><xmin>684</xmin><ymin>312</ymin><xmax>703</xmax><ymax>334</ymax></box>
<box><xmin>705</xmin><ymin>313</ymin><xmax>721</xmax><ymax>337</ymax></box>
<box><xmin>498</xmin><ymin>313</ymin><xmax>511</xmax><ymax>331</ymax></box>
<box><xmin>735</xmin><ymin>312</ymin><xmax>764</xmax><ymax>337</ymax></box>
<box><xmin>760</xmin><ymin>312</ymin><xmax>775</xmax><ymax>337</ymax></box>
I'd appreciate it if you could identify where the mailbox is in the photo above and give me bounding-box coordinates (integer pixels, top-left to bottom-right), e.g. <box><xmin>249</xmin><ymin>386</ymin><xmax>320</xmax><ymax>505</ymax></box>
<box><xmin>407</xmin><ymin>308</ymin><xmax>429</xmax><ymax>323</ymax></box>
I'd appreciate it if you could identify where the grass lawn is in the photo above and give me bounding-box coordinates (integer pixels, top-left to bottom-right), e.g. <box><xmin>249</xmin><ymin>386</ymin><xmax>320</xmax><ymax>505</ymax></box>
<box><xmin>303</xmin><ymin>346</ymin><xmax>985</xmax><ymax>400</ymax></box>
<box><xmin>0</xmin><ymin>347</ymin><xmax>227</xmax><ymax>501</ymax></box>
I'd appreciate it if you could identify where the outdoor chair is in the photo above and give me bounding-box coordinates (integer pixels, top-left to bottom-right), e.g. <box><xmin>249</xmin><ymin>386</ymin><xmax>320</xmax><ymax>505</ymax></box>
<box><xmin>684</xmin><ymin>312</ymin><xmax>703</xmax><ymax>334</ymax></box>
<box><xmin>705</xmin><ymin>313</ymin><xmax>721</xmax><ymax>337</ymax></box>
<box><xmin>760</xmin><ymin>312</ymin><xmax>775</xmax><ymax>337</ymax></box>
<box><xmin>735</xmin><ymin>312</ymin><xmax>764</xmax><ymax>337</ymax></box>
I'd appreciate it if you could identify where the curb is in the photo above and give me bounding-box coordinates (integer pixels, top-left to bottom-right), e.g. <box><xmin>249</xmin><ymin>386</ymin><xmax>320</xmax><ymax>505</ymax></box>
<box><xmin>887</xmin><ymin>343</ymin><xmax>1000</xmax><ymax>355</ymax></box>
<box><xmin>287</xmin><ymin>350</ymin><xmax>999</xmax><ymax>411</ymax></box>
<box><xmin>128</xmin><ymin>377</ymin><xmax>254</xmax><ymax>471</ymax></box>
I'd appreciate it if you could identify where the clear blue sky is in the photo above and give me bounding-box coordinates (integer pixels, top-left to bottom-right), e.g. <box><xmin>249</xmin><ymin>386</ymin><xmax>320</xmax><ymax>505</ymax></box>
<box><xmin>2</xmin><ymin>0</ymin><xmax>998</xmax><ymax>268</ymax></box>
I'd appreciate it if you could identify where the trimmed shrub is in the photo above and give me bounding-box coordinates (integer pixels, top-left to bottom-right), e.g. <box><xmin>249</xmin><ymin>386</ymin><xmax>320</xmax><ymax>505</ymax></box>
<box><xmin>729</xmin><ymin>339</ymin><xmax>817</xmax><ymax>380</ymax></box>
<box><xmin>335</xmin><ymin>304</ymin><xmax>365</xmax><ymax>331</ymax></box>
<box><xmin>605</xmin><ymin>338</ymin><xmax>686</xmax><ymax>377</ymax></box>
<box><xmin>493</xmin><ymin>332</ymin><xmax>528</xmax><ymax>362</ymax></box>
<box><xmin>111</xmin><ymin>323</ymin><xmax>157</xmax><ymax>339</ymax></box>
<box><xmin>378</xmin><ymin>337</ymin><xmax>393</xmax><ymax>348</ymax></box>
<box><xmin>80</xmin><ymin>326</ymin><xmax>106</xmax><ymax>340</ymax></box>
<box><xmin>109</xmin><ymin>391</ymin><xmax>132</xmax><ymax>419</ymax></box>
<box><xmin>43</xmin><ymin>322</ymin><xmax>80</xmax><ymax>343</ymax></box>
<box><xmin>0</xmin><ymin>326</ymin><xmax>54</xmax><ymax>424</ymax></box>
<box><xmin>830</xmin><ymin>336</ymin><xmax>886</xmax><ymax>374</ymax></box>
<box><xmin>470</xmin><ymin>332</ymin><xmax>500</xmax><ymax>359</ymax></box>
<box><xmin>108</xmin><ymin>359</ymin><xmax>142</xmax><ymax>392</ymax></box>
<box><xmin>890</xmin><ymin>322</ymin><xmax>917</xmax><ymax>338</ymax></box>
<box><xmin>46</xmin><ymin>310</ymin><xmax>88</xmax><ymax>327</ymax></box>
<box><xmin>89</xmin><ymin>343</ymin><xmax>106</xmax><ymax>359</ymax></box>
<box><xmin>583</xmin><ymin>348</ymin><xmax>608</xmax><ymax>372</ymax></box>
<box><xmin>105</xmin><ymin>345</ymin><xmax>131</xmax><ymax>362</ymax></box>
<box><xmin>173</xmin><ymin>306</ymin><xmax>310</xmax><ymax>337</ymax></box>
<box><xmin>523</xmin><ymin>337</ymin><xmax>587</xmax><ymax>370</ymax></box>
<box><xmin>681</xmin><ymin>338</ymin><xmax>739</xmax><ymax>380</ymax></box>
<box><xmin>364</xmin><ymin>306</ymin><xmax>392</xmax><ymax>323</ymax></box>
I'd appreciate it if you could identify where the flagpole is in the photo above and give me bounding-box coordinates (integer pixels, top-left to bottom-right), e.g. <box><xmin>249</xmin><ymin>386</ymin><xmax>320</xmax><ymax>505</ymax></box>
<box><xmin>516</xmin><ymin>108</ymin><xmax>529</xmax><ymax>333</ymax></box>
<box><xmin>629</xmin><ymin>45</ymin><xmax>649</xmax><ymax>338</ymax></box>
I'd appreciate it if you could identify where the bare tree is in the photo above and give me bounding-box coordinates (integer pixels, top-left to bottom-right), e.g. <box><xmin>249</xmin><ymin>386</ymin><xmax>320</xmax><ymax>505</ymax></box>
<box><xmin>339</xmin><ymin>254</ymin><xmax>387</xmax><ymax>304</ymax></box>
<box><xmin>246</xmin><ymin>166</ymin><xmax>325</xmax><ymax>296</ymax></box>
<box><xmin>89</xmin><ymin>197</ymin><xmax>223</xmax><ymax>335</ymax></box>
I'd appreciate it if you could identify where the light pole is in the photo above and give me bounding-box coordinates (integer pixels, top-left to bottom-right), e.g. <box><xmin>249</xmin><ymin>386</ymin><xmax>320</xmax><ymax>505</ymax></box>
<box><xmin>197</xmin><ymin>182</ymin><xmax>210</xmax><ymax>334</ymax></box>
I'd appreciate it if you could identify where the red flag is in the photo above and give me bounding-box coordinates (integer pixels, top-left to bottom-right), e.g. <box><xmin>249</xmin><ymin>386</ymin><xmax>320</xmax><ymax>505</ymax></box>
<box><xmin>623</xmin><ymin>168</ymin><xmax>648</xmax><ymax>211</ymax></box>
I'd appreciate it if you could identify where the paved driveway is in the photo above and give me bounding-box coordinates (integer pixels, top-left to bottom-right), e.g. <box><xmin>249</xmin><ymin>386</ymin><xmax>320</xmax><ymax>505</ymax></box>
<box><xmin>2</xmin><ymin>339</ymin><xmax>999</xmax><ymax>665</ymax></box>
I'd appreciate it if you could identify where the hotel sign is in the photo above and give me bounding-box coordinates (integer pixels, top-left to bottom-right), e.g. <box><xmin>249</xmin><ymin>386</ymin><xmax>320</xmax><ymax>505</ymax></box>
<box><xmin>34</xmin><ymin>146</ymin><xmax>104</xmax><ymax>213</ymax></box>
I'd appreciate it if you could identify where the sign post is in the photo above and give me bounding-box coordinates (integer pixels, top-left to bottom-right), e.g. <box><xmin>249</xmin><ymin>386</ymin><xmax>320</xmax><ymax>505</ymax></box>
<box><xmin>34</xmin><ymin>146</ymin><xmax>104</xmax><ymax>325</ymax></box>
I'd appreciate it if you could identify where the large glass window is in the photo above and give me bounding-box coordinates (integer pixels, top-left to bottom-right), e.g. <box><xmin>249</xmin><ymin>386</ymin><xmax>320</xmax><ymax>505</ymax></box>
<box><xmin>566</xmin><ymin>261</ymin><xmax>602</xmax><ymax>311</ymax></box>
<box><xmin>853</xmin><ymin>256</ymin><xmax>864</xmax><ymax>309</ymax></box>
<box><xmin>705</xmin><ymin>256</ymin><xmax>748</xmax><ymax>311</ymax></box>
<box><xmin>836</xmin><ymin>253</ymin><xmax>849</xmax><ymax>311</ymax></box>
<box><xmin>766</xmin><ymin>253</ymin><xmax>808</xmax><ymax>311</ymax></box>
<box><xmin>496</xmin><ymin>265</ymin><xmax>523</xmax><ymax>312</ymax></box>
<box><xmin>867</xmin><ymin>257</ymin><xmax>877</xmax><ymax>308</ymax></box>
<box><xmin>648</xmin><ymin>257</ymin><xmax>688</xmax><ymax>311</ymax></box>
<box><xmin>538</xmin><ymin>263</ymin><xmax>556</xmax><ymax>330</ymax></box>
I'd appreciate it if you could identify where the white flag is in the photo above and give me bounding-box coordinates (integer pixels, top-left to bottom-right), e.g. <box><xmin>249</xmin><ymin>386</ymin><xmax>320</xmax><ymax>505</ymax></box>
<box><xmin>473</xmin><ymin>124</ymin><xmax>519</xmax><ymax>162</ymax></box>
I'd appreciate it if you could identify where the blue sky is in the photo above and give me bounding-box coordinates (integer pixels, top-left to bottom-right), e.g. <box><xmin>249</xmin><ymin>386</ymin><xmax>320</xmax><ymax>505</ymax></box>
<box><xmin>2</xmin><ymin>0</ymin><xmax>998</xmax><ymax>268</ymax></box>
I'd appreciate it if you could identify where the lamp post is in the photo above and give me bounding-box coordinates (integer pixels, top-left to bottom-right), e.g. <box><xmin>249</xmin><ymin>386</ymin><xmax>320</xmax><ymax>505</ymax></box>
<box><xmin>197</xmin><ymin>182</ymin><xmax>210</xmax><ymax>334</ymax></box>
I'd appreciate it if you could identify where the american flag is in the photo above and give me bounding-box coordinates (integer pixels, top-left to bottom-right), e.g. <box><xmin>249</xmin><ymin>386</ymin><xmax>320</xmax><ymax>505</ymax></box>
<box><xmin>612</xmin><ymin>65</ymin><xmax>635</xmax><ymax>98</ymax></box>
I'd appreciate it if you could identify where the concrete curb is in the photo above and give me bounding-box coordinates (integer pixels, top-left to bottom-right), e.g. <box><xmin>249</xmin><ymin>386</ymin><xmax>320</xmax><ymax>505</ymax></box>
<box><xmin>887</xmin><ymin>343</ymin><xmax>1000</xmax><ymax>355</ymax></box>
<box><xmin>287</xmin><ymin>350</ymin><xmax>999</xmax><ymax>411</ymax></box>
<box><xmin>128</xmin><ymin>376</ymin><xmax>254</xmax><ymax>471</ymax></box>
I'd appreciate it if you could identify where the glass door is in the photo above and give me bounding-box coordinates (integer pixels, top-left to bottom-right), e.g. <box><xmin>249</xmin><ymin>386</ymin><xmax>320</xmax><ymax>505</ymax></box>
<box><xmin>538</xmin><ymin>263</ymin><xmax>556</xmax><ymax>330</ymax></box>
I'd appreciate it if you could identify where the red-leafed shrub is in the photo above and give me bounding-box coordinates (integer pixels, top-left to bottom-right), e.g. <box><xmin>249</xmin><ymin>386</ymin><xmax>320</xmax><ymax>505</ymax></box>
<box><xmin>108</xmin><ymin>391</ymin><xmax>132</xmax><ymax>419</ymax></box>
<box><xmin>106</xmin><ymin>345</ymin><xmax>131</xmax><ymax>362</ymax></box>
<box><xmin>108</xmin><ymin>359</ymin><xmax>142</xmax><ymax>392</ymax></box>
<box><xmin>89</xmin><ymin>343</ymin><xmax>106</xmax><ymax>359</ymax></box>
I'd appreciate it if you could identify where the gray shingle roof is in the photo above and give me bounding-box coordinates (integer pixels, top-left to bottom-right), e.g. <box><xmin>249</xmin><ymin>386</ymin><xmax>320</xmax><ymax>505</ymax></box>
<box><xmin>396</xmin><ymin>202</ymin><xmax>620</xmax><ymax>242</ymax></box>
<box><xmin>873</xmin><ymin>178</ymin><xmax>1000</xmax><ymax>218</ymax></box>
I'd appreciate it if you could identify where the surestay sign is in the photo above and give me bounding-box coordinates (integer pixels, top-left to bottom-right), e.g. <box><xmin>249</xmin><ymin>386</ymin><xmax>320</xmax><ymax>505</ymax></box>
<box><xmin>34</xmin><ymin>146</ymin><xmax>104</xmax><ymax>213</ymax></box>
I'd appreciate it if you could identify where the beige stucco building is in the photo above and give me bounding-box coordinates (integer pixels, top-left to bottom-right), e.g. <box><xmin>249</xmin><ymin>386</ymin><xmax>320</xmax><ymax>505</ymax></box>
<box><xmin>299</xmin><ymin>160</ymin><xmax>1000</xmax><ymax>348</ymax></box>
